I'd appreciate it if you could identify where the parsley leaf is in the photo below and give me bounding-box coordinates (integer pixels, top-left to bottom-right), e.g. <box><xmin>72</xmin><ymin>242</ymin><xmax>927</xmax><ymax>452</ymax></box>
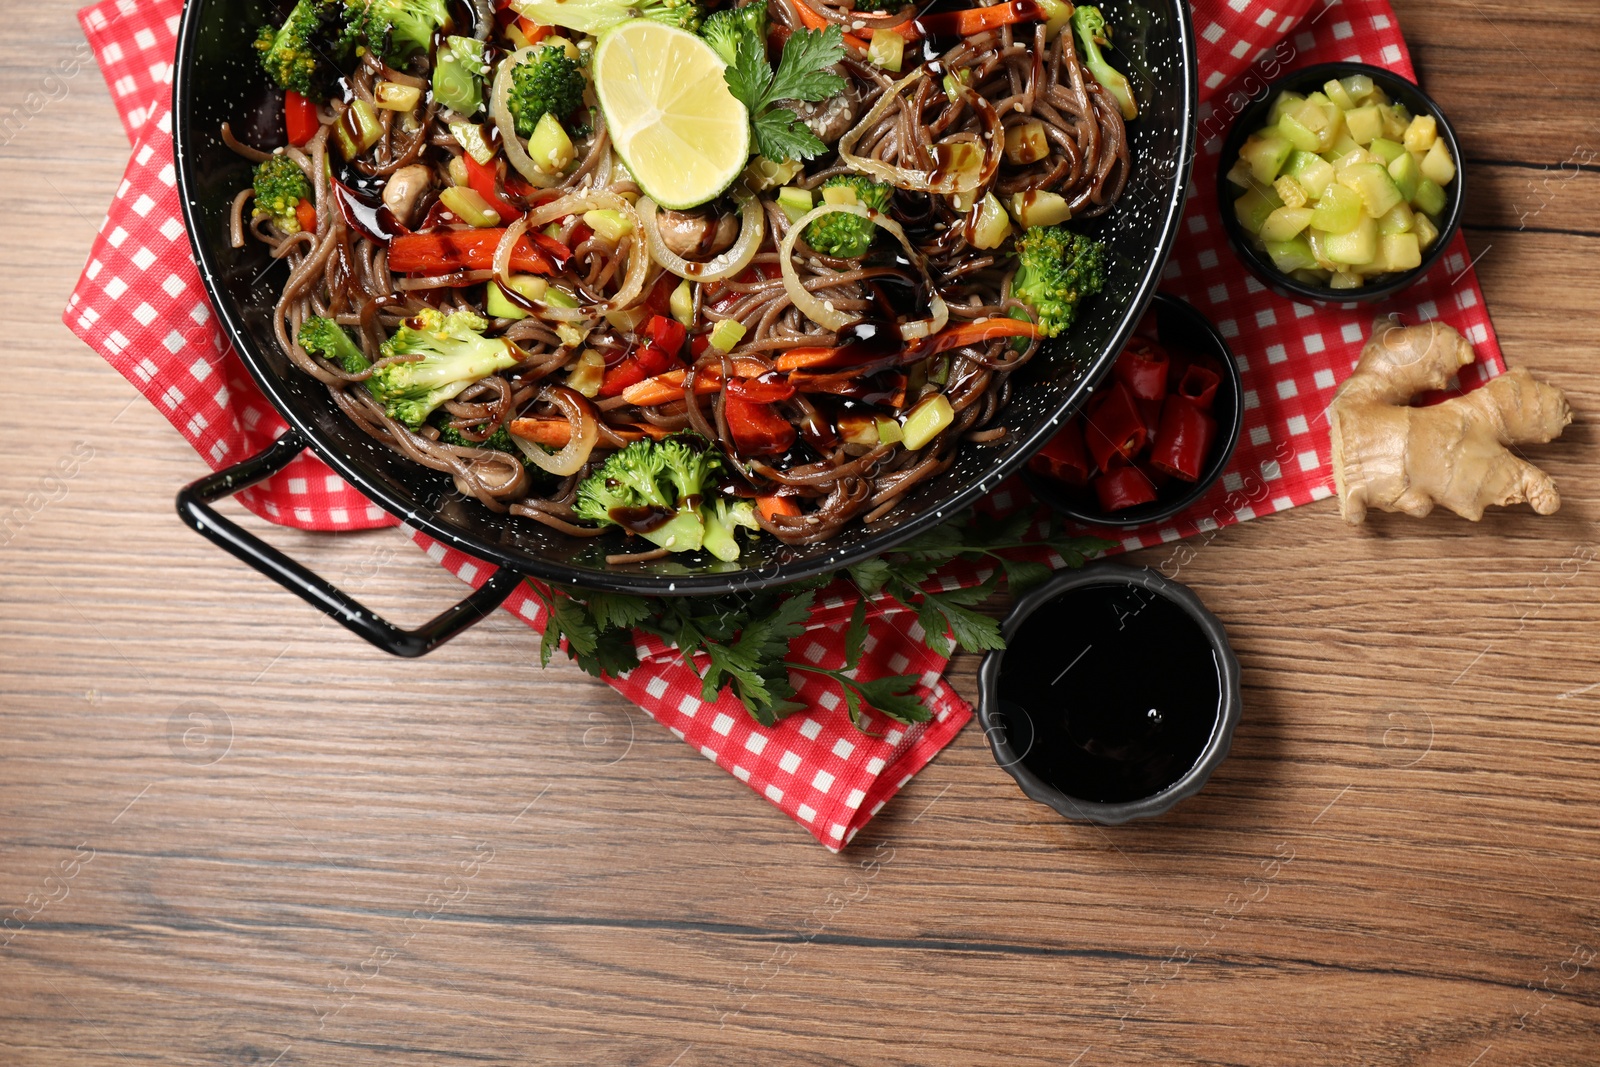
<box><xmin>751</xmin><ymin>107</ymin><xmax>828</xmax><ymax>163</ymax></box>
<box><xmin>721</xmin><ymin>24</ymin><xmax>846</xmax><ymax>163</ymax></box>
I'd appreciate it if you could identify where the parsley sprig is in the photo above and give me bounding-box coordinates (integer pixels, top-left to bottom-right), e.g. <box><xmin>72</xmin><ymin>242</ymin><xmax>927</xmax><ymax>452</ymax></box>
<box><xmin>722</xmin><ymin>23</ymin><xmax>847</xmax><ymax>163</ymax></box>
<box><xmin>526</xmin><ymin>510</ymin><xmax>1113</xmax><ymax>732</ymax></box>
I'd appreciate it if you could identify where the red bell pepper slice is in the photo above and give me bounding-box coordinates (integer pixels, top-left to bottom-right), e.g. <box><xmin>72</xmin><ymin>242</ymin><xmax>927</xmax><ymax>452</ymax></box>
<box><xmin>599</xmin><ymin>344</ymin><xmax>678</xmax><ymax>398</ymax></box>
<box><xmin>1148</xmin><ymin>396</ymin><xmax>1218</xmax><ymax>482</ymax></box>
<box><xmin>1082</xmin><ymin>380</ymin><xmax>1148</xmax><ymax>473</ymax></box>
<box><xmin>724</xmin><ymin>395</ymin><xmax>796</xmax><ymax>456</ymax></box>
<box><xmin>1027</xmin><ymin>418</ymin><xmax>1091</xmax><ymax>487</ymax></box>
<box><xmin>387</xmin><ymin>230</ymin><xmax>555</xmax><ymax>275</ymax></box>
<box><xmin>462</xmin><ymin>153</ymin><xmax>522</xmax><ymax>222</ymax></box>
<box><xmin>1176</xmin><ymin>363</ymin><xmax>1221</xmax><ymax>411</ymax></box>
<box><xmin>285</xmin><ymin>90</ymin><xmax>319</xmax><ymax>147</ymax></box>
<box><xmin>644</xmin><ymin>314</ymin><xmax>687</xmax><ymax>357</ymax></box>
<box><xmin>1113</xmin><ymin>337</ymin><xmax>1170</xmax><ymax>403</ymax></box>
<box><xmin>1094</xmin><ymin>464</ymin><xmax>1159</xmax><ymax>512</ymax></box>
<box><xmin>726</xmin><ymin>377</ymin><xmax>797</xmax><ymax>404</ymax></box>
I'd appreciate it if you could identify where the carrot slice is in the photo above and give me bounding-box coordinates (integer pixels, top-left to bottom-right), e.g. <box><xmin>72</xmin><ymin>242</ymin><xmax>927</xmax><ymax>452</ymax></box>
<box><xmin>756</xmin><ymin>494</ymin><xmax>801</xmax><ymax>522</ymax></box>
<box><xmin>791</xmin><ymin>2</ymin><xmax>868</xmax><ymax>49</ymax></box>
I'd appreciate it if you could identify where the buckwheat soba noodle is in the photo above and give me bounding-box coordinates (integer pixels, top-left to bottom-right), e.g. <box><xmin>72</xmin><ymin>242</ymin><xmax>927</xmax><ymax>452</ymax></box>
<box><xmin>233</xmin><ymin>0</ymin><xmax>1132</xmax><ymax>561</ymax></box>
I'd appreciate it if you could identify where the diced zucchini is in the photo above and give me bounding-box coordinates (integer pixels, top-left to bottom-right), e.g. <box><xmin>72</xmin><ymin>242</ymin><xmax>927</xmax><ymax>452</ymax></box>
<box><xmin>1326</xmin><ymin>133</ymin><xmax>1364</xmax><ymax>162</ymax></box>
<box><xmin>336</xmin><ymin>99</ymin><xmax>383</xmax><ymax>160</ymax></box>
<box><xmin>838</xmin><ymin>413</ymin><xmax>880</xmax><ymax>447</ymax></box>
<box><xmin>1329</xmin><ymin>270</ymin><xmax>1363</xmax><ymax>290</ymax></box>
<box><xmin>1387</xmin><ymin>151</ymin><xmax>1421</xmax><ymax>202</ymax></box>
<box><xmin>1344</xmin><ymin>105</ymin><xmax>1383</xmax><ymax>145</ymax></box>
<box><xmin>1323</xmin><ymin>78</ymin><xmax>1356</xmax><ymax>111</ymax></box>
<box><xmin>669</xmin><ymin>279</ymin><xmax>694</xmax><ymax>325</ymax></box>
<box><xmin>583</xmin><ymin>208</ymin><xmax>633</xmax><ymax>243</ymax></box>
<box><xmin>449</xmin><ymin>120</ymin><xmax>495</xmax><ymax>165</ymax></box>
<box><xmin>1367</xmin><ymin>137</ymin><xmax>1405</xmax><ymax>164</ymax></box>
<box><xmin>1277</xmin><ymin>112</ymin><xmax>1323</xmax><ymax>153</ymax></box>
<box><xmin>1338</xmin><ymin>161</ymin><xmax>1404</xmax><ymax>218</ymax></box>
<box><xmin>1324</xmin><ymin>215</ymin><xmax>1378</xmax><ymax>264</ymax></box>
<box><xmin>1367</xmin><ymin>85</ymin><xmax>1392</xmax><ymax>106</ymax></box>
<box><xmin>1412</xmin><ymin>177</ymin><xmax>1447</xmax><ymax>217</ymax></box>
<box><xmin>1403</xmin><ymin>114</ymin><xmax>1438</xmax><ymax>153</ymax></box>
<box><xmin>605</xmin><ymin>305</ymin><xmax>651</xmax><ymax>332</ymax></box>
<box><xmin>1339</xmin><ymin>74</ymin><xmax>1375</xmax><ymax>104</ymax></box>
<box><xmin>1306</xmin><ymin>228</ymin><xmax>1338</xmax><ymax>270</ymax></box>
<box><xmin>708</xmin><ymin>318</ymin><xmax>746</xmax><ymax>352</ymax></box>
<box><xmin>1038</xmin><ymin>0</ymin><xmax>1073</xmax><ymax>39</ymax></box>
<box><xmin>1265</xmin><ymin>234</ymin><xmax>1319</xmax><ymax>273</ymax></box>
<box><xmin>375</xmin><ymin>81</ymin><xmax>422</xmax><ymax>112</ymax></box>
<box><xmin>1004</xmin><ymin>121</ymin><xmax>1050</xmax><ymax>165</ymax></box>
<box><xmin>868</xmin><ymin>29</ymin><xmax>904</xmax><ymax>71</ymax></box>
<box><xmin>1241</xmin><ymin>132</ymin><xmax>1294</xmax><ymax>184</ymax></box>
<box><xmin>1377</xmin><ymin>202</ymin><xmax>1415</xmax><ymax>235</ymax></box>
<box><xmin>876</xmin><ymin>417</ymin><xmax>903</xmax><ymax>444</ymax></box>
<box><xmin>1234</xmin><ymin>184</ymin><xmax>1283</xmax><ymax>234</ymax></box>
<box><xmin>1224</xmin><ymin>156</ymin><xmax>1253</xmax><ymax>189</ymax></box>
<box><xmin>1285</xmin><ymin>150</ymin><xmax>1336</xmax><ymax>199</ymax></box>
<box><xmin>1290</xmin><ymin>268</ymin><xmax>1332</xmax><ymax>286</ymax></box>
<box><xmin>1268</xmin><ymin>91</ymin><xmax>1306</xmax><ymax>126</ymax></box>
<box><xmin>776</xmin><ymin>186</ymin><xmax>813</xmax><ymax>225</ymax></box>
<box><xmin>1311</xmin><ymin>183</ymin><xmax>1364</xmax><ymax>234</ymax></box>
<box><xmin>901</xmin><ymin>395</ymin><xmax>954</xmax><ymax>450</ymax></box>
<box><xmin>439</xmin><ymin>186</ymin><xmax>501</xmax><ymax>227</ymax></box>
<box><xmin>527</xmin><ymin>113</ymin><xmax>574</xmax><ymax>173</ymax></box>
<box><xmin>1008</xmin><ymin>190</ymin><xmax>1072</xmax><ymax>228</ymax></box>
<box><xmin>447</xmin><ymin>155</ymin><xmax>471</xmax><ymax>188</ymax></box>
<box><xmin>1421</xmin><ymin>140</ymin><xmax>1456</xmax><ymax>185</ymax></box>
<box><xmin>1291</xmin><ymin>99</ymin><xmax>1337</xmax><ymax>150</ymax></box>
<box><xmin>1273</xmin><ymin>175</ymin><xmax>1308</xmax><ymax>208</ymax></box>
<box><xmin>1378</xmin><ymin>232</ymin><xmax>1422</xmax><ymax>272</ymax></box>
<box><xmin>486</xmin><ymin>274</ymin><xmax>548</xmax><ymax>320</ymax></box>
<box><xmin>1261</xmin><ymin>206</ymin><xmax>1314</xmax><ymax>242</ymax></box>
<box><xmin>1379</xmin><ymin>103</ymin><xmax>1411</xmax><ymax>141</ymax></box>
<box><xmin>1413</xmin><ymin>212</ymin><xmax>1440</xmax><ymax>250</ymax></box>
<box><xmin>566</xmin><ymin>348</ymin><xmax>606</xmax><ymax>398</ymax></box>
<box><xmin>969</xmin><ymin>193</ymin><xmax>1012</xmax><ymax>250</ymax></box>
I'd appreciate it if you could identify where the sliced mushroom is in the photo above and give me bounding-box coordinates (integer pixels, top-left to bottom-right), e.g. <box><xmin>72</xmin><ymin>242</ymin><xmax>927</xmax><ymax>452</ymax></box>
<box><xmin>655</xmin><ymin>204</ymin><xmax>741</xmax><ymax>260</ymax></box>
<box><xmin>381</xmin><ymin>164</ymin><xmax>433</xmax><ymax>228</ymax></box>
<box><xmin>782</xmin><ymin>63</ymin><xmax>859</xmax><ymax>146</ymax></box>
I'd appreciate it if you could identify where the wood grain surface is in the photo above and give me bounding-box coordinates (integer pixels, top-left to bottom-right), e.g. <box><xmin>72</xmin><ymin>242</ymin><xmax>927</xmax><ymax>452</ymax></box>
<box><xmin>4</xmin><ymin>1</ymin><xmax>1600</xmax><ymax>1064</ymax></box>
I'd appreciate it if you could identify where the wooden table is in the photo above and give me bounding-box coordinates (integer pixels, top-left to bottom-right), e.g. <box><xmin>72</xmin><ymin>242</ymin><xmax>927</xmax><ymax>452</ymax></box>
<box><xmin>4</xmin><ymin>2</ymin><xmax>1599</xmax><ymax>1063</ymax></box>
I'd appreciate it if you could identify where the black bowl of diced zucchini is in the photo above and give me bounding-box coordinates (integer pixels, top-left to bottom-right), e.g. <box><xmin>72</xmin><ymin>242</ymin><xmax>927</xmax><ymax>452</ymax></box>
<box><xmin>1216</xmin><ymin>62</ymin><xmax>1464</xmax><ymax>304</ymax></box>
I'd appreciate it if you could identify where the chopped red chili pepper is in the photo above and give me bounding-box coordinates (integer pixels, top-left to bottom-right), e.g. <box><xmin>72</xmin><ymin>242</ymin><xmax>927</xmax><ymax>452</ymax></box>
<box><xmin>1094</xmin><ymin>464</ymin><xmax>1159</xmax><ymax>512</ymax></box>
<box><xmin>1113</xmin><ymin>337</ymin><xmax>1170</xmax><ymax>403</ymax></box>
<box><xmin>725</xmin><ymin>376</ymin><xmax>797</xmax><ymax>404</ymax></box>
<box><xmin>461</xmin><ymin>152</ymin><xmax>521</xmax><ymax>222</ymax></box>
<box><xmin>1082</xmin><ymin>380</ymin><xmax>1148</xmax><ymax>472</ymax></box>
<box><xmin>1027</xmin><ymin>419</ymin><xmax>1091</xmax><ymax>487</ymax></box>
<box><xmin>387</xmin><ymin>230</ymin><xmax>555</xmax><ymax>274</ymax></box>
<box><xmin>1148</xmin><ymin>396</ymin><xmax>1218</xmax><ymax>482</ymax></box>
<box><xmin>1176</xmin><ymin>363</ymin><xmax>1221</xmax><ymax>410</ymax></box>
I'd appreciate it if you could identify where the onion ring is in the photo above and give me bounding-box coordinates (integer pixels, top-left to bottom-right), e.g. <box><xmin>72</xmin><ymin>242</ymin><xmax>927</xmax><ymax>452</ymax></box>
<box><xmin>778</xmin><ymin>202</ymin><xmax>949</xmax><ymax>338</ymax></box>
<box><xmin>637</xmin><ymin>189</ymin><xmax>764</xmax><ymax>283</ymax></box>
<box><xmin>511</xmin><ymin>386</ymin><xmax>598</xmax><ymax>476</ymax></box>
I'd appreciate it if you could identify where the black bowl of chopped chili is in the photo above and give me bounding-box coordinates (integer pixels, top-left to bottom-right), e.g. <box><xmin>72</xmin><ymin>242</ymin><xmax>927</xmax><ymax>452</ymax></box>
<box><xmin>1021</xmin><ymin>293</ymin><xmax>1242</xmax><ymax>528</ymax></box>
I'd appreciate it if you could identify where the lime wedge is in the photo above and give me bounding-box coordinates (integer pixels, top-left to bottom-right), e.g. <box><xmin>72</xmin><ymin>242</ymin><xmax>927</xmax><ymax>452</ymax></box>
<box><xmin>593</xmin><ymin>20</ymin><xmax>750</xmax><ymax>210</ymax></box>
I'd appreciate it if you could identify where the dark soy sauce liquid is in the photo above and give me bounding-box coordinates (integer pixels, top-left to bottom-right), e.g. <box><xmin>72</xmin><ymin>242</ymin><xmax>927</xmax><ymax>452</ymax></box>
<box><xmin>998</xmin><ymin>583</ymin><xmax>1222</xmax><ymax>804</ymax></box>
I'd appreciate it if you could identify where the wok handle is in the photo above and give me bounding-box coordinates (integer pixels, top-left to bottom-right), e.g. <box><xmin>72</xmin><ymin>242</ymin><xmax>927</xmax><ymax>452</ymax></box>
<box><xmin>175</xmin><ymin>431</ymin><xmax>522</xmax><ymax>658</ymax></box>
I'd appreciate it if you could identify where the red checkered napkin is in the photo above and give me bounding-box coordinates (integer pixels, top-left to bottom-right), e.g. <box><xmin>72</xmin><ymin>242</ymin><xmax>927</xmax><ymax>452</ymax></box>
<box><xmin>66</xmin><ymin>0</ymin><xmax>1506</xmax><ymax>849</ymax></box>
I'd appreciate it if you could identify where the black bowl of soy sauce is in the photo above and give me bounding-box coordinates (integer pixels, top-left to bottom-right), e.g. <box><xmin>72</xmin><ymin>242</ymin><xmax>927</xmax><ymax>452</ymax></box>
<box><xmin>976</xmin><ymin>564</ymin><xmax>1242</xmax><ymax>824</ymax></box>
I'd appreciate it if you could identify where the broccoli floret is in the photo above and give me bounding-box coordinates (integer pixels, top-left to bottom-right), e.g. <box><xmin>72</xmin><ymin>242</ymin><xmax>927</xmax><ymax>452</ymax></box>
<box><xmin>506</xmin><ymin>44</ymin><xmax>587</xmax><ymax>138</ymax></box>
<box><xmin>1072</xmin><ymin>5</ymin><xmax>1137</xmax><ymax>121</ymax></box>
<box><xmin>255</xmin><ymin>0</ymin><xmax>352</xmax><ymax>101</ymax></box>
<box><xmin>1011</xmin><ymin>225</ymin><xmax>1108</xmax><ymax>338</ymax></box>
<box><xmin>298</xmin><ymin>316</ymin><xmax>369</xmax><ymax>372</ymax></box>
<box><xmin>700</xmin><ymin>1</ymin><xmax>767</xmax><ymax>67</ymax></box>
<box><xmin>803</xmin><ymin>175</ymin><xmax>892</xmax><ymax>258</ymax></box>
<box><xmin>252</xmin><ymin>154</ymin><xmax>313</xmax><ymax>233</ymax></box>
<box><xmin>343</xmin><ymin>0</ymin><xmax>450</xmax><ymax>66</ymax></box>
<box><xmin>702</xmin><ymin>495</ymin><xmax>760</xmax><ymax>563</ymax></box>
<box><xmin>367</xmin><ymin>308</ymin><xmax>521</xmax><ymax>428</ymax></box>
<box><xmin>509</xmin><ymin>0</ymin><xmax>704</xmax><ymax>36</ymax></box>
<box><xmin>573</xmin><ymin>434</ymin><xmax>757</xmax><ymax>560</ymax></box>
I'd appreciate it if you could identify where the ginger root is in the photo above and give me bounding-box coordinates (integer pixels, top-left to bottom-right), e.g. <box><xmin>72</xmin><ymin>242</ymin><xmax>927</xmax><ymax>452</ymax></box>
<box><xmin>1328</xmin><ymin>316</ymin><xmax>1572</xmax><ymax>523</ymax></box>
